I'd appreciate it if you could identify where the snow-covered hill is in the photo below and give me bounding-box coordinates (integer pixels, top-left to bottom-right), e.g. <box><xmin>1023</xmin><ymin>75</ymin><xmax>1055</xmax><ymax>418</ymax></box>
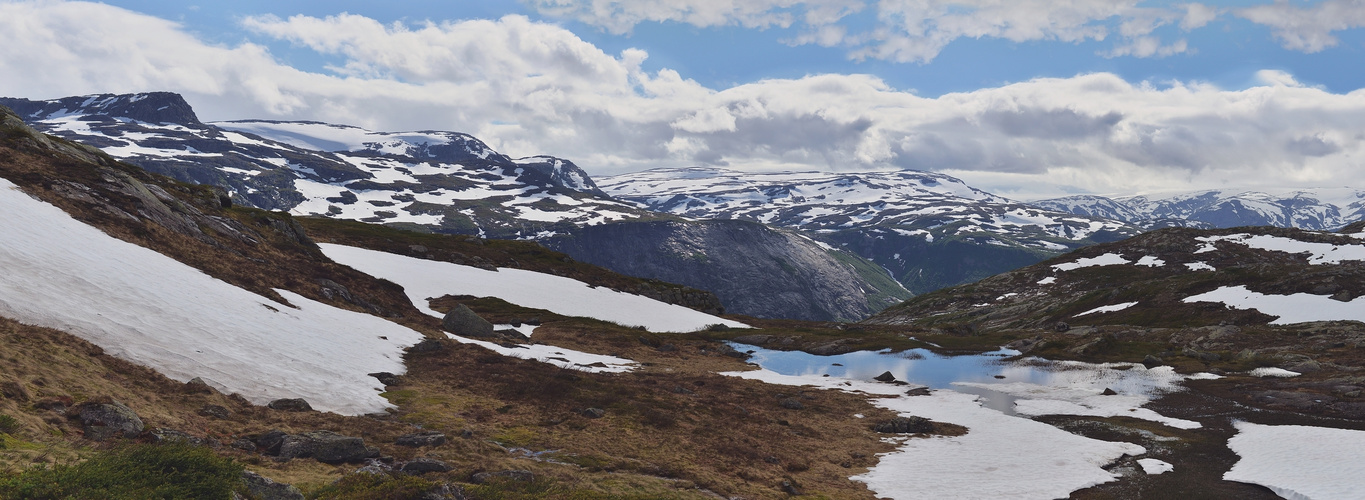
<box><xmin>600</xmin><ymin>167</ymin><xmax>1142</xmax><ymax>294</ymax></box>
<box><xmin>1033</xmin><ymin>188</ymin><xmax>1365</xmax><ymax>230</ymax></box>
<box><xmin>0</xmin><ymin>93</ymin><xmax>641</xmax><ymax>239</ymax></box>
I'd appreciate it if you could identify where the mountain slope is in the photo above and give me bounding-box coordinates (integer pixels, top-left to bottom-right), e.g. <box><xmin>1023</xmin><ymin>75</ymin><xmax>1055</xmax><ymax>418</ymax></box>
<box><xmin>600</xmin><ymin>167</ymin><xmax>1142</xmax><ymax>294</ymax></box>
<box><xmin>1033</xmin><ymin>188</ymin><xmax>1365</xmax><ymax>230</ymax></box>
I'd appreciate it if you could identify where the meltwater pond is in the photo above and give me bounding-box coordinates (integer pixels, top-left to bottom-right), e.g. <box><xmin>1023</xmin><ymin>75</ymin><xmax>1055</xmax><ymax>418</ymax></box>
<box><xmin>730</xmin><ymin>343</ymin><xmax>1197</xmax><ymax>416</ymax></box>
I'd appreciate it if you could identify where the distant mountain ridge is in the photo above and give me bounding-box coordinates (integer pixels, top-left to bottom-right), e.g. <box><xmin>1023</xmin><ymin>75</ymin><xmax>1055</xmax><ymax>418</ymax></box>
<box><xmin>1032</xmin><ymin>188</ymin><xmax>1365</xmax><ymax>231</ymax></box>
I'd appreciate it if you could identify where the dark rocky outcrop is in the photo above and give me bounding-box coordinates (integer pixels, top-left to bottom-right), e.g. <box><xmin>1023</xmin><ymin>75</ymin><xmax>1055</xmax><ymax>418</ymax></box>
<box><xmin>400</xmin><ymin>457</ymin><xmax>453</xmax><ymax>475</ymax></box>
<box><xmin>75</xmin><ymin>400</ymin><xmax>143</xmax><ymax>440</ymax></box>
<box><xmin>544</xmin><ymin>219</ymin><xmax>912</xmax><ymax>321</ymax></box>
<box><xmin>275</xmin><ymin>430</ymin><xmax>379</xmax><ymax>463</ymax></box>
<box><xmin>442</xmin><ymin>305</ymin><xmax>495</xmax><ymax>338</ymax></box>
<box><xmin>395</xmin><ymin>430</ymin><xmax>447</xmax><ymax>447</ymax></box>
<box><xmin>268</xmin><ymin>398</ymin><xmax>313</xmax><ymax>412</ymax></box>
<box><xmin>242</xmin><ymin>471</ymin><xmax>305</xmax><ymax>500</ymax></box>
<box><xmin>872</xmin><ymin>416</ymin><xmax>933</xmax><ymax>434</ymax></box>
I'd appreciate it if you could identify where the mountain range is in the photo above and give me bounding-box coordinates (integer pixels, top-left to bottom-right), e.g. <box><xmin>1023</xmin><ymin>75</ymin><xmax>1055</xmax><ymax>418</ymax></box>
<box><xmin>1031</xmin><ymin>189</ymin><xmax>1365</xmax><ymax>231</ymax></box>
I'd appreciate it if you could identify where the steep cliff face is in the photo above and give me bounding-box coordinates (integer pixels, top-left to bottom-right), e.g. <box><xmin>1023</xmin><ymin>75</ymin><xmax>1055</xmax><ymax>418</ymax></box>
<box><xmin>544</xmin><ymin>219</ymin><xmax>912</xmax><ymax>321</ymax></box>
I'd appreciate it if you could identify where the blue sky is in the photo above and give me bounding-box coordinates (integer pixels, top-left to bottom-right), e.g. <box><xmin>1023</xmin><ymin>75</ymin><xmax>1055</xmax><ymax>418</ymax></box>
<box><xmin>2</xmin><ymin>1</ymin><xmax>1365</xmax><ymax>198</ymax></box>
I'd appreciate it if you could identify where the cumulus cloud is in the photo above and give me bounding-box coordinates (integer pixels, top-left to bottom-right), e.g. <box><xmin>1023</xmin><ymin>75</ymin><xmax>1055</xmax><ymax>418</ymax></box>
<box><xmin>1238</xmin><ymin>0</ymin><xmax>1365</xmax><ymax>53</ymax></box>
<box><xmin>535</xmin><ymin>0</ymin><xmax>1221</xmax><ymax>62</ymax></box>
<box><xmin>2</xmin><ymin>2</ymin><xmax>1364</xmax><ymax>199</ymax></box>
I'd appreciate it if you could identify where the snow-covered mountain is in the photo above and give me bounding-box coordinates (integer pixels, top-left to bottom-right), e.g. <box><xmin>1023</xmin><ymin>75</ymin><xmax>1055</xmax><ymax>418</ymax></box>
<box><xmin>1032</xmin><ymin>188</ymin><xmax>1365</xmax><ymax>231</ymax></box>
<box><xmin>0</xmin><ymin>93</ymin><xmax>640</xmax><ymax>239</ymax></box>
<box><xmin>600</xmin><ymin>167</ymin><xmax>1142</xmax><ymax>293</ymax></box>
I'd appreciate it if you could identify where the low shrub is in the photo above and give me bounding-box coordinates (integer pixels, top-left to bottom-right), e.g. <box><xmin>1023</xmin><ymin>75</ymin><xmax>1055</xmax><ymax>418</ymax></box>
<box><xmin>0</xmin><ymin>443</ymin><xmax>243</xmax><ymax>499</ymax></box>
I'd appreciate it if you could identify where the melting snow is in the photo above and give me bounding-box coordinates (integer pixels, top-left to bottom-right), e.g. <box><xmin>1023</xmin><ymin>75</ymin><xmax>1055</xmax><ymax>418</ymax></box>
<box><xmin>1137</xmin><ymin>458</ymin><xmax>1174</xmax><ymax>475</ymax></box>
<box><xmin>319</xmin><ymin>244</ymin><xmax>748</xmax><ymax>333</ymax></box>
<box><xmin>1052</xmin><ymin>253</ymin><xmax>1130</xmax><ymax>271</ymax></box>
<box><xmin>446</xmin><ymin>334</ymin><xmax>636</xmax><ymax>373</ymax></box>
<box><xmin>1074</xmin><ymin>302</ymin><xmax>1138</xmax><ymax>317</ymax></box>
<box><xmin>0</xmin><ymin>180</ymin><xmax>424</xmax><ymax>414</ymax></box>
<box><xmin>1198</xmin><ymin>233</ymin><xmax>1365</xmax><ymax>265</ymax></box>
<box><xmin>1037</xmin><ymin>276</ymin><xmax>1058</xmax><ymax>285</ymax></box>
<box><xmin>1185</xmin><ymin>262</ymin><xmax>1215</xmax><ymax>271</ymax></box>
<box><xmin>1182</xmin><ymin>286</ymin><xmax>1365</xmax><ymax>325</ymax></box>
<box><xmin>1134</xmin><ymin>256</ymin><xmax>1165</xmax><ymax>267</ymax></box>
<box><xmin>1249</xmin><ymin>367</ymin><xmax>1301</xmax><ymax>378</ymax></box>
<box><xmin>1224</xmin><ymin>422</ymin><xmax>1365</xmax><ymax>500</ymax></box>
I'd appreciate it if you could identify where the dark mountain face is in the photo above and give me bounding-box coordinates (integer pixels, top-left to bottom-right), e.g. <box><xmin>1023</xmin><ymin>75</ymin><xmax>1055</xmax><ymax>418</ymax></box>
<box><xmin>0</xmin><ymin>92</ymin><xmax>203</xmax><ymax>127</ymax></box>
<box><xmin>543</xmin><ymin>219</ymin><xmax>912</xmax><ymax>321</ymax></box>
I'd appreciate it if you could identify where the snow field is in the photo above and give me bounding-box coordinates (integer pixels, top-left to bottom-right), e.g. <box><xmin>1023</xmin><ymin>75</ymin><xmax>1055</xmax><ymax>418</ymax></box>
<box><xmin>1182</xmin><ymin>285</ymin><xmax>1365</xmax><ymax>325</ymax></box>
<box><xmin>1052</xmin><ymin>252</ymin><xmax>1131</xmax><ymax>271</ymax></box>
<box><xmin>0</xmin><ymin>180</ymin><xmax>425</xmax><ymax>414</ymax></box>
<box><xmin>1224</xmin><ymin>422</ymin><xmax>1365</xmax><ymax>500</ymax></box>
<box><xmin>1137</xmin><ymin>458</ymin><xmax>1173</xmax><ymax>475</ymax></box>
<box><xmin>721</xmin><ymin>369</ymin><xmax>1147</xmax><ymax>499</ymax></box>
<box><xmin>1198</xmin><ymin>233</ymin><xmax>1365</xmax><ymax>265</ymax></box>
<box><xmin>319</xmin><ymin>244</ymin><xmax>748</xmax><ymax>333</ymax></box>
<box><xmin>1074</xmin><ymin>301</ymin><xmax>1138</xmax><ymax>317</ymax></box>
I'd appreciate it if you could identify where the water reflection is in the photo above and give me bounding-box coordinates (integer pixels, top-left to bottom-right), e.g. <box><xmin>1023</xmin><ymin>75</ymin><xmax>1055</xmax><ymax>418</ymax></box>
<box><xmin>732</xmin><ymin>343</ymin><xmax>1184</xmax><ymax>415</ymax></box>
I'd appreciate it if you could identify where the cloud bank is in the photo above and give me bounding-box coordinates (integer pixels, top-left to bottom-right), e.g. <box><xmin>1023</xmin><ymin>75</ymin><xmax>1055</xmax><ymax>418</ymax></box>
<box><xmin>1</xmin><ymin>1</ymin><xmax>1363</xmax><ymax>199</ymax></box>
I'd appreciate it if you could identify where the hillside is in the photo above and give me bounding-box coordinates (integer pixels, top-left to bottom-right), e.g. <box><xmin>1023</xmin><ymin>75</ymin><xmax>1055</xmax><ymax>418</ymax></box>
<box><xmin>600</xmin><ymin>167</ymin><xmax>1142</xmax><ymax>294</ymax></box>
<box><xmin>1033</xmin><ymin>188</ymin><xmax>1365</xmax><ymax>230</ymax></box>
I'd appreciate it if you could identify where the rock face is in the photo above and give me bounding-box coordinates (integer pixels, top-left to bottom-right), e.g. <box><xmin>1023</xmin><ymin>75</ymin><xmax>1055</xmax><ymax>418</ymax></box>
<box><xmin>442</xmin><ymin>305</ymin><xmax>495</xmax><ymax>338</ymax></box>
<box><xmin>276</xmin><ymin>430</ymin><xmax>379</xmax><ymax>464</ymax></box>
<box><xmin>544</xmin><ymin>219</ymin><xmax>912</xmax><ymax>321</ymax></box>
<box><xmin>76</xmin><ymin>400</ymin><xmax>144</xmax><ymax>440</ymax></box>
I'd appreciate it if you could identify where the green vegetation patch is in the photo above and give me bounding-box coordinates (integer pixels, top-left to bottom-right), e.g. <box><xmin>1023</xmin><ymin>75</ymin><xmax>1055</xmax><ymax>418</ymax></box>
<box><xmin>0</xmin><ymin>443</ymin><xmax>244</xmax><ymax>500</ymax></box>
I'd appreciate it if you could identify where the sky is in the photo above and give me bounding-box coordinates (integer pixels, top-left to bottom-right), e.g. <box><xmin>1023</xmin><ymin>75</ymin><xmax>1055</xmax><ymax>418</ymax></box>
<box><xmin>1</xmin><ymin>0</ymin><xmax>1364</xmax><ymax>199</ymax></box>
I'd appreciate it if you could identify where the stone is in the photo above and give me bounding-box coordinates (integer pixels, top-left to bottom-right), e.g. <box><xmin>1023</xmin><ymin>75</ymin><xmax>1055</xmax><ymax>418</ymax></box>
<box><xmin>242</xmin><ymin>471</ymin><xmax>304</xmax><ymax>500</ymax></box>
<box><xmin>1141</xmin><ymin>355</ymin><xmax>1164</xmax><ymax>369</ymax></box>
<box><xmin>149</xmin><ymin>428</ymin><xmax>202</xmax><ymax>445</ymax></box>
<box><xmin>873</xmin><ymin>371</ymin><xmax>897</xmax><ymax>382</ymax></box>
<box><xmin>400</xmin><ymin>457</ymin><xmax>453</xmax><ymax>475</ymax></box>
<box><xmin>199</xmin><ymin>404</ymin><xmax>230</xmax><ymax>419</ymax></box>
<box><xmin>872</xmin><ymin>416</ymin><xmax>934</xmax><ymax>434</ymax></box>
<box><xmin>268</xmin><ymin>398</ymin><xmax>313</xmax><ymax>412</ymax></box>
<box><xmin>408</xmin><ymin>338</ymin><xmax>446</xmax><ymax>353</ymax></box>
<box><xmin>442</xmin><ymin>304</ymin><xmax>495</xmax><ymax>338</ymax></box>
<box><xmin>231</xmin><ymin>438</ymin><xmax>257</xmax><ymax>452</ymax></box>
<box><xmin>276</xmin><ymin>430</ymin><xmax>378</xmax><ymax>464</ymax></box>
<box><xmin>731</xmin><ymin>334</ymin><xmax>774</xmax><ymax>345</ymax></box>
<box><xmin>1102</xmin><ymin>388</ymin><xmax>1119</xmax><ymax>396</ymax></box>
<box><xmin>185</xmin><ymin>377</ymin><xmax>216</xmax><ymax>394</ymax></box>
<box><xmin>254</xmin><ymin>430</ymin><xmax>289</xmax><ymax>455</ymax></box>
<box><xmin>580</xmin><ymin>407</ymin><xmax>606</xmax><ymax>419</ymax></box>
<box><xmin>395</xmin><ymin>430</ymin><xmax>447</xmax><ymax>448</ymax></box>
<box><xmin>76</xmin><ymin>400</ymin><xmax>144</xmax><ymax>440</ymax></box>
<box><xmin>1054</xmin><ymin>322</ymin><xmax>1071</xmax><ymax>332</ymax></box>
<box><xmin>781</xmin><ymin>480</ymin><xmax>804</xmax><ymax>495</ymax></box>
<box><xmin>779</xmin><ymin>398</ymin><xmax>804</xmax><ymax>410</ymax></box>
<box><xmin>369</xmin><ymin>372</ymin><xmax>402</xmax><ymax>386</ymax></box>
<box><xmin>471</xmin><ymin>470</ymin><xmax>534</xmax><ymax>484</ymax></box>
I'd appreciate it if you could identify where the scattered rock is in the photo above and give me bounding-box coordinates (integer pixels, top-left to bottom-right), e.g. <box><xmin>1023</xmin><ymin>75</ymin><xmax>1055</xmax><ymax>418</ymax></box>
<box><xmin>779</xmin><ymin>398</ymin><xmax>804</xmax><ymax>410</ymax></box>
<box><xmin>254</xmin><ymin>430</ymin><xmax>289</xmax><ymax>455</ymax></box>
<box><xmin>1284</xmin><ymin>359</ymin><xmax>1322</xmax><ymax>373</ymax></box>
<box><xmin>75</xmin><ymin>400</ymin><xmax>144</xmax><ymax>440</ymax></box>
<box><xmin>580</xmin><ymin>408</ymin><xmax>606</xmax><ymax>419</ymax></box>
<box><xmin>199</xmin><ymin>404</ymin><xmax>230</xmax><ymax>419</ymax></box>
<box><xmin>1141</xmin><ymin>355</ymin><xmax>1164</xmax><ymax>369</ymax></box>
<box><xmin>276</xmin><ymin>430</ymin><xmax>379</xmax><ymax>464</ymax></box>
<box><xmin>904</xmin><ymin>387</ymin><xmax>932</xmax><ymax>397</ymax></box>
<box><xmin>807</xmin><ymin>341</ymin><xmax>858</xmax><ymax>356</ymax></box>
<box><xmin>149</xmin><ymin>428</ymin><xmax>202</xmax><ymax>445</ymax></box>
<box><xmin>242</xmin><ymin>471</ymin><xmax>305</xmax><ymax>500</ymax></box>
<box><xmin>400</xmin><ymin>457</ymin><xmax>453</xmax><ymax>475</ymax></box>
<box><xmin>873</xmin><ymin>371</ymin><xmax>897</xmax><ymax>382</ymax></box>
<box><xmin>442</xmin><ymin>304</ymin><xmax>495</xmax><ymax>338</ymax></box>
<box><xmin>268</xmin><ymin>398</ymin><xmax>313</xmax><ymax>412</ymax></box>
<box><xmin>872</xmin><ymin>416</ymin><xmax>934</xmax><ymax>434</ymax></box>
<box><xmin>184</xmin><ymin>377</ymin><xmax>216</xmax><ymax>394</ymax></box>
<box><xmin>408</xmin><ymin>338</ymin><xmax>447</xmax><ymax>353</ymax></box>
<box><xmin>368</xmin><ymin>372</ymin><xmax>402</xmax><ymax>386</ymax></box>
<box><xmin>1054</xmin><ymin>322</ymin><xmax>1071</xmax><ymax>332</ymax></box>
<box><xmin>471</xmin><ymin>470</ymin><xmax>534</xmax><ymax>484</ymax></box>
<box><xmin>1102</xmin><ymin>388</ymin><xmax>1119</xmax><ymax>396</ymax></box>
<box><xmin>419</xmin><ymin>484</ymin><xmax>468</xmax><ymax>500</ymax></box>
<box><xmin>231</xmin><ymin>438</ymin><xmax>257</xmax><ymax>452</ymax></box>
<box><xmin>395</xmin><ymin>430</ymin><xmax>447</xmax><ymax>448</ymax></box>
<box><xmin>781</xmin><ymin>480</ymin><xmax>804</xmax><ymax>495</ymax></box>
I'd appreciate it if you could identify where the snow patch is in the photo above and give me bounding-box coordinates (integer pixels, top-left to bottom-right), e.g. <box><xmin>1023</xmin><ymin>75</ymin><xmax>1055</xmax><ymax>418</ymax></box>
<box><xmin>1074</xmin><ymin>302</ymin><xmax>1138</xmax><ymax>317</ymax></box>
<box><xmin>1224</xmin><ymin>421</ymin><xmax>1365</xmax><ymax>500</ymax></box>
<box><xmin>1137</xmin><ymin>458</ymin><xmax>1173</xmax><ymax>475</ymax></box>
<box><xmin>1249</xmin><ymin>367</ymin><xmax>1301</xmax><ymax>378</ymax></box>
<box><xmin>1182</xmin><ymin>285</ymin><xmax>1365</xmax><ymax>325</ymax></box>
<box><xmin>1052</xmin><ymin>253</ymin><xmax>1130</xmax><ymax>271</ymax></box>
<box><xmin>1185</xmin><ymin>262</ymin><xmax>1215</xmax><ymax>271</ymax></box>
<box><xmin>1134</xmin><ymin>256</ymin><xmax>1165</xmax><ymax>267</ymax></box>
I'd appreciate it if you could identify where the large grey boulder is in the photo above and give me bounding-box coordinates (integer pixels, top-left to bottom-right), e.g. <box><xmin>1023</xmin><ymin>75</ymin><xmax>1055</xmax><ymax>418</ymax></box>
<box><xmin>241</xmin><ymin>471</ymin><xmax>304</xmax><ymax>500</ymax></box>
<box><xmin>277</xmin><ymin>430</ymin><xmax>379</xmax><ymax>463</ymax></box>
<box><xmin>76</xmin><ymin>400</ymin><xmax>144</xmax><ymax>440</ymax></box>
<box><xmin>442</xmin><ymin>304</ymin><xmax>494</xmax><ymax>338</ymax></box>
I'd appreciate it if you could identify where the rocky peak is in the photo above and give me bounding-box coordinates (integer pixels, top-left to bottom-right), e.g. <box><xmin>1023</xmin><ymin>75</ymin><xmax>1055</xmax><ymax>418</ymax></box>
<box><xmin>513</xmin><ymin>155</ymin><xmax>606</xmax><ymax>196</ymax></box>
<box><xmin>0</xmin><ymin>92</ymin><xmax>203</xmax><ymax>127</ymax></box>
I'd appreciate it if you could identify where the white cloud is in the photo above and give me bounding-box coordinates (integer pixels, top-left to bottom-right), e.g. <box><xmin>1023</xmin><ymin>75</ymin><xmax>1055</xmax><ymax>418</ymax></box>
<box><xmin>2</xmin><ymin>2</ymin><xmax>1365</xmax><ymax>200</ymax></box>
<box><xmin>1179</xmin><ymin>3</ymin><xmax>1218</xmax><ymax>30</ymax></box>
<box><xmin>1103</xmin><ymin>36</ymin><xmax>1189</xmax><ymax>58</ymax></box>
<box><xmin>1238</xmin><ymin>0</ymin><xmax>1365</xmax><ymax>53</ymax></box>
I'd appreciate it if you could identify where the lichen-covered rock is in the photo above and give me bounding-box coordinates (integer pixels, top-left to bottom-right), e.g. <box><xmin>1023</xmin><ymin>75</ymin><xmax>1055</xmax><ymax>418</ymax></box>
<box><xmin>268</xmin><ymin>398</ymin><xmax>313</xmax><ymax>412</ymax></box>
<box><xmin>400</xmin><ymin>457</ymin><xmax>453</xmax><ymax>475</ymax></box>
<box><xmin>277</xmin><ymin>430</ymin><xmax>378</xmax><ymax>464</ymax></box>
<box><xmin>442</xmin><ymin>304</ymin><xmax>494</xmax><ymax>338</ymax></box>
<box><xmin>76</xmin><ymin>400</ymin><xmax>143</xmax><ymax>440</ymax></box>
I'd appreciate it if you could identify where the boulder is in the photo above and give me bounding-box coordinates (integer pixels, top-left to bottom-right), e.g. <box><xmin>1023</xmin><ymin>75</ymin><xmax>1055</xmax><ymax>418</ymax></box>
<box><xmin>76</xmin><ymin>400</ymin><xmax>144</xmax><ymax>440</ymax></box>
<box><xmin>1141</xmin><ymin>355</ymin><xmax>1164</xmax><ymax>369</ymax></box>
<box><xmin>395</xmin><ymin>430</ymin><xmax>447</xmax><ymax>448</ymax></box>
<box><xmin>873</xmin><ymin>371</ymin><xmax>897</xmax><ymax>383</ymax></box>
<box><xmin>400</xmin><ymin>457</ymin><xmax>453</xmax><ymax>475</ymax></box>
<box><xmin>254</xmin><ymin>430</ymin><xmax>289</xmax><ymax>455</ymax></box>
<box><xmin>580</xmin><ymin>408</ymin><xmax>606</xmax><ymax>419</ymax></box>
<box><xmin>872</xmin><ymin>416</ymin><xmax>934</xmax><ymax>434</ymax></box>
<box><xmin>1101</xmin><ymin>388</ymin><xmax>1119</xmax><ymax>396</ymax></box>
<box><xmin>242</xmin><ymin>471</ymin><xmax>304</xmax><ymax>500</ymax></box>
<box><xmin>277</xmin><ymin>430</ymin><xmax>379</xmax><ymax>464</ymax></box>
<box><xmin>443</xmin><ymin>305</ymin><xmax>494</xmax><ymax>338</ymax></box>
<box><xmin>268</xmin><ymin>398</ymin><xmax>313</xmax><ymax>412</ymax></box>
<box><xmin>408</xmin><ymin>338</ymin><xmax>447</xmax><ymax>353</ymax></box>
<box><xmin>369</xmin><ymin>372</ymin><xmax>402</xmax><ymax>386</ymax></box>
<box><xmin>779</xmin><ymin>398</ymin><xmax>804</xmax><ymax>410</ymax></box>
<box><xmin>185</xmin><ymin>377</ymin><xmax>216</xmax><ymax>394</ymax></box>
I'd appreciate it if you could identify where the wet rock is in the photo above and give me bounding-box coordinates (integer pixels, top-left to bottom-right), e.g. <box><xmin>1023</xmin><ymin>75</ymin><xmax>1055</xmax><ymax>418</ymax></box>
<box><xmin>872</xmin><ymin>416</ymin><xmax>933</xmax><ymax>434</ymax></box>
<box><xmin>443</xmin><ymin>304</ymin><xmax>494</xmax><ymax>338</ymax></box>
<box><xmin>395</xmin><ymin>430</ymin><xmax>447</xmax><ymax>448</ymax></box>
<box><xmin>268</xmin><ymin>398</ymin><xmax>313</xmax><ymax>412</ymax></box>
<box><xmin>76</xmin><ymin>400</ymin><xmax>144</xmax><ymax>440</ymax></box>
<box><xmin>471</xmin><ymin>470</ymin><xmax>534</xmax><ymax>484</ymax></box>
<box><xmin>400</xmin><ymin>457</ymin><xmax>453</xmax><ymax>475</ymax></box>
<box><xmin>242</xmin><ymin>471</ymin><xmax>304</xmax><ymax>500</ymax></box>
<box><xmin>277</xmin><ymin>430</ymin><xmax>379</xmax><ymax>464</ymax></box>
<box><xmin>873</xmin><ymin>371</ymin><xmax>897</xmax><ymax>382</ymax></box>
